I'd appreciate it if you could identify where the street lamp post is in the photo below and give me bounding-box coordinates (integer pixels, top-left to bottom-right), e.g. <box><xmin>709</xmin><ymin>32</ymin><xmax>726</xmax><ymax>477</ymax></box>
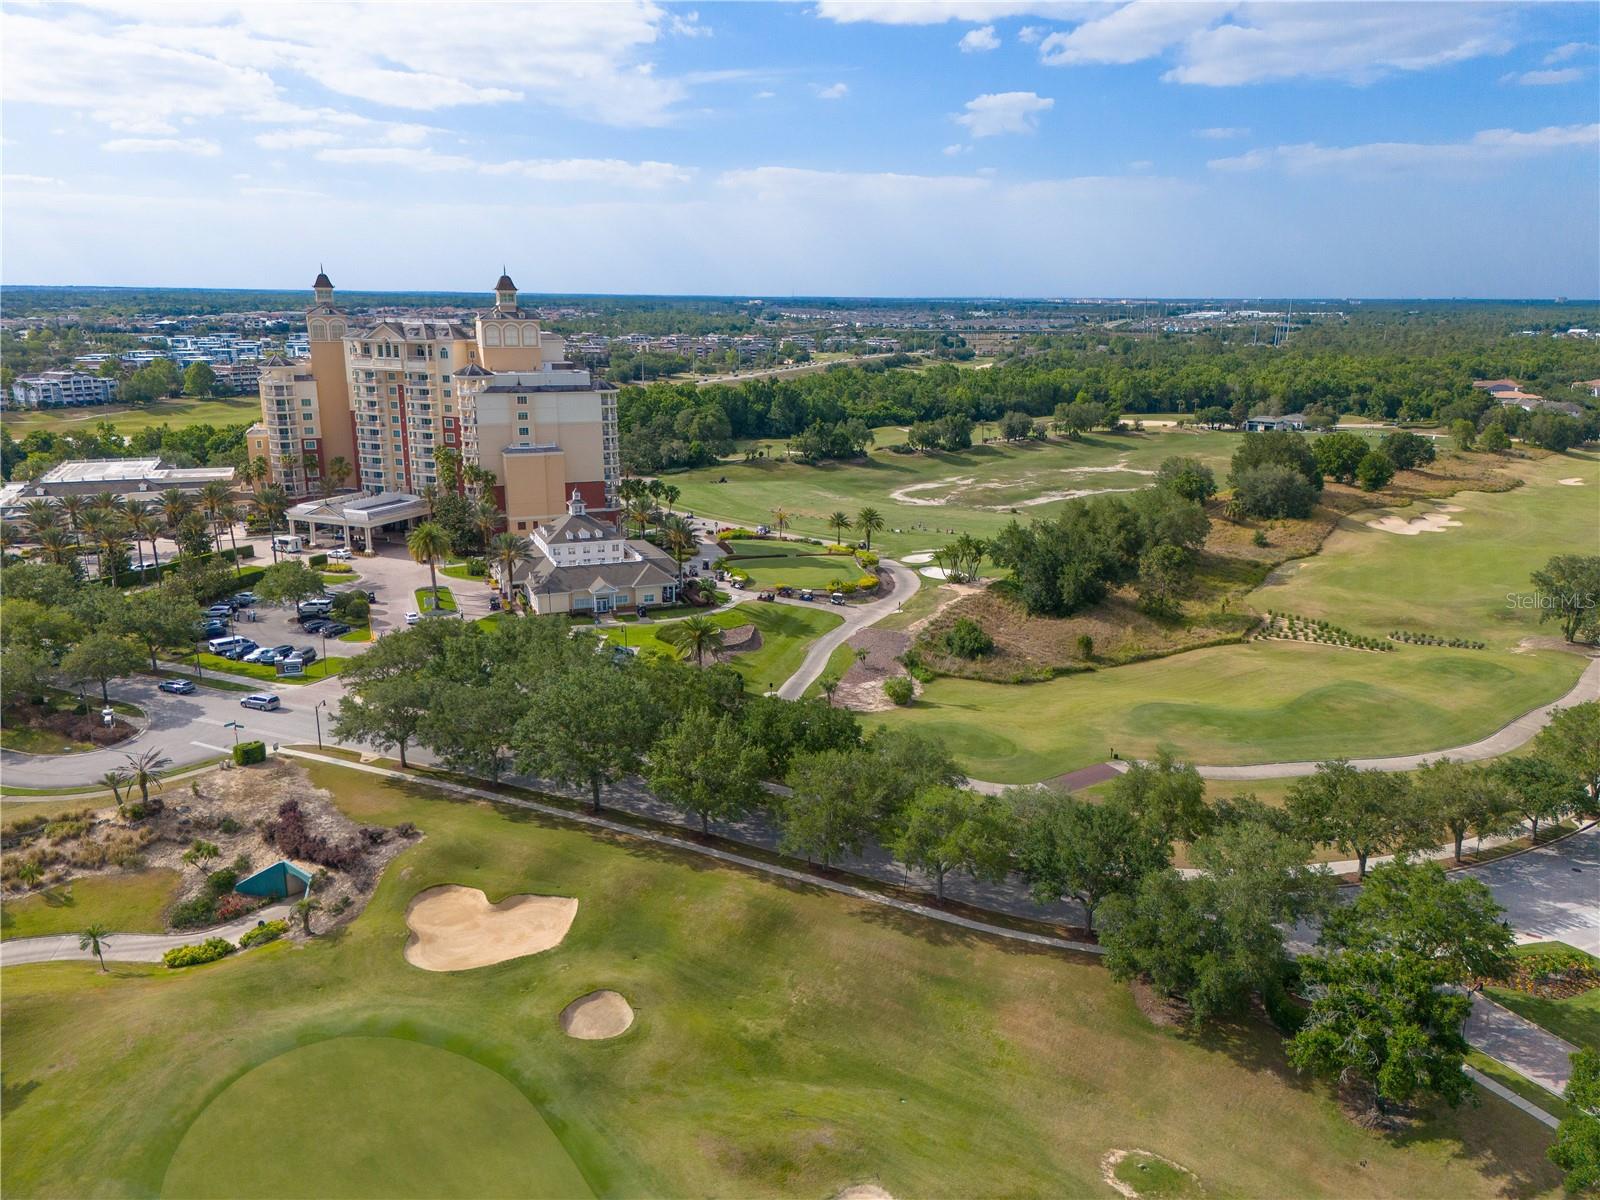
<box><xmin>314</xmin><ymin>699</ymin><xmax>328</xmax><ymax>749</ymax></box>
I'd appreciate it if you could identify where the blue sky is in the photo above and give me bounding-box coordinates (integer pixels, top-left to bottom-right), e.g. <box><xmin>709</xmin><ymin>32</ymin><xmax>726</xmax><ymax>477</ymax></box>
<box><xmin>2</xmin><ymin>1</ymin><xmax>1596</xmax><ymax>298</ymax></box>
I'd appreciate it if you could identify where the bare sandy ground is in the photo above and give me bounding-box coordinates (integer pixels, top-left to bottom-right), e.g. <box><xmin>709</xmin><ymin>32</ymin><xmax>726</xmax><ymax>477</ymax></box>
<box><xmin>403</xmin><ymin>885</ymin><xmax>578</xmax><ymax>972</ymax></box>
<box><xmin>1559</xmin><ymin>477</ymin><xmax>1585</xmax><ymax>486</ymax></box>
<box><xmin>1100</xmin><ymin>1149</ymin><xmax>1200</xmax><ymax>1199</ymax></box>
<box><xmin>834</xmin><ymin>1187</ymin><xmax>894</xmax><ymax>1200</ymax></box>
<box><xmin>559</xmin><ymin>989</ymin><xmax>635</xmax><ymax>1039</ymax></box>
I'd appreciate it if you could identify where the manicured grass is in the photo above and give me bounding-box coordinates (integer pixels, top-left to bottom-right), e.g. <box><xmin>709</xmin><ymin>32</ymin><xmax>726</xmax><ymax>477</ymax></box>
<box><xmin>599</xmin><ymin>602</ymin><xmax>844</xmax><ymax>692</ymax></box>
<box><xmin>440</xmin><ymin>562</ymin><xmax>485</xmax><ymax>582</ymax></box>
<box><xmin>724</xmin><ymin>540</ymin><xmax>870</xmax><ymax>591</ymax></box>
<box><xmin>0</xmin><ymin>760</ymin><xmax>1562</xmax><ymax>1198</ymax></box>
<box><xmin>192</xmin><ymin>653</ymin><xmax>347</xmax><ymax>684</ymax></box>
<box><xmin>805</xmin><ymin>642</ymin><xmax>861</xmax><ymax>699</ymax></box>
<box><xmin>161</xmin><ymin>1037</ymin><xmax>592</xmax><ymax>1199</ymax></box>
<box><xmin>0</xmin><ymin>394</ymin><xmax>262</xmax><ymax>437</ymax></box>
<box><xmin>871</xmin><ymin>453</ymin><xmax>1597</xmax><ymax>781</ymax></box>
<box><xmin>1114</xmin><ymin>1152</ymin><xmax>1201</xmax><ymax>1197</ymax></box>
<box><xmin>415</xmin><ymin>586</ymin><xmax>457</xmax><ymax>613</ymax></box>
<box><xmin>675</xmin><ymin>427</ymin><xmax>1242</xmax><ymax>558</ymax></box>
<box><xmin>1</xmin><ymin>870</ymin><xmax>181</xmax><ymax>942</ymax></box>
<box><xmin>337</xmin><ymin>623</ymin><xmax>373</xmax><ymax>643</ymax></box>
<box><xmin>1484</xmin><ymin>943</ymin><xmax>1600</xmax><ymax>1050</ymax></box>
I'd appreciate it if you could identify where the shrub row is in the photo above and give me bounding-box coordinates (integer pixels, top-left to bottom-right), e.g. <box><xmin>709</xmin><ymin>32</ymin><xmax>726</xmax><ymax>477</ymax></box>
<box><xmin>162</xmin><ymin>937</ymin><xmax>236</xmax><ymax>969</ymax></box>
<box><xmin>1388</xmin><ymin>630</ymin><xmax>1487</xmax><ymax>650</ymax></box>
<box><xmin>307</xmin><ymin>552</ymin><xmax>328</xmax><ymax>567</ymax></box>
<box><xmin>238</xmin><ymin>919</ymin><xmax>289</xmax><ymax>949</ymax></box>
<box><xmin>1259</xmin><ymin>611</ymin><xmax>1394</xmax><ymax>652</ymax></box>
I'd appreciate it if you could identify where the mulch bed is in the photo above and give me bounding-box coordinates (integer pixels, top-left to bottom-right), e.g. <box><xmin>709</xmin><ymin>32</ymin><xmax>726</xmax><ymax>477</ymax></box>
<box><xmin>8</xmin><ymin>703</ymin><xmax>137</xmax><ymax>747</ymax></box>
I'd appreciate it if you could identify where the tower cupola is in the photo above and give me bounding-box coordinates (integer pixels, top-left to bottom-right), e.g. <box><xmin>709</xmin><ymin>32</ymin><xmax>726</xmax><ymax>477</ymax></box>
<box><xmin>312</xmin><ymin>266</ymin><xmax>334</xmax><ymax>305</ymax></box>
<box><xmin>493</xmin><ymin>267</ymin><xmax>518</xmax><ymax>311</ymax></box>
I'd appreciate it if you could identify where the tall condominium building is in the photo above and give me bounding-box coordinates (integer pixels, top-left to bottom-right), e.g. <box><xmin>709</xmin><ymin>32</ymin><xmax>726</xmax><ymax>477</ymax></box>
<box><xmin>254</xmin><ymin>271</ymin><xmax>619</xmax><ymax>529</ymax></box>
<box><xmin>8</xmin><ymin>370</ymin><xmax>119</xmax><ymax>410</ymax></box>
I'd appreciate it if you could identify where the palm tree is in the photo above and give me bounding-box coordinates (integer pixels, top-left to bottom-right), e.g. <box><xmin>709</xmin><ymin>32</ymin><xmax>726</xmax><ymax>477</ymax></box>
<box><xmin>819</xmin><ymin>675</ymin><xmax>840</xmax><ymax>706</ymax></box>
<box><xmin>254</xmin><ymin>485</ymin><xmax>290</xmax><ymax>560</ymax></box>
<box><xmin>123</xmin><ymin>748</ymin><xmax>171</xmax><ymax>811</ymax></box>
<box><xmin>84</xmin><ymin>511</ymin><xmax>130</xmax><ymax>585</ymax></box>
<box><xmin>293</xmin><ymin>897</ymin><xmax>322</xmax><ymax>937</ymax></box>
<box><xmin>658</xmin><ymin>513</ymin><xmax>696</xmax><ymax>583</ymax></box>
<box><xmin>198</xmin><ymin>480</ymin><xmax>233</xmax><ymax>552</ymax></box>
<box><xmin>156</xmin><ymin>488</ymin><xmax>193</xmax><ymax>538</ymax></box>
<box><xmin>100</xmin><ymin>769</ymin><xmax>129</xmax><ymax>806</ymax></box>
<box><xmin>16</xmin><ymin>861</ymin><xmax>43</xmax><ymax>889</ymax></box>
<box><xmin>623</xmin><ymin>494</ymin><xmax>656</xmax><ymax>538</ymax></box>
<box><xmin>125</xmin><ymin>507</ymin><xmax>162</xmax><ymax>581</ymax></box>
<box><xmin>771</xmin><ymin>508</ymin><xmax>790</xmax><ymax>539</ymax></box>
<box><xmin>325</xmin><ymin>455</ymin><xmax>353</xmax><ymax>493</ymax></box>
<box><xmin>36</xmin><ymin>527</ymin><xmax>77</xmax><ymax>568</ymax></box>
<box><xmin>79</xmin><ymin>924</ymin><xmax>112</xmax><ymax>972</ymax></box>
<box><xmin>828</xmin><ymin>511</ymin><xmax>852</xmax><ymax>547</ymax></box>
<box><xmin>470</xmin><ymin>496</ymin><xmax>502</xmax><ymax>554</ymax></box>
<box><xmin>420</xmin><ymin>483</ymin><xmax>440</xmax><ymax>517</ymax></box>
<box><xmin>661</xmin><ymin>615</ymin><xmax>725</xmax><ymax>666</ymax></box>
<box><xmin>58</xmin><ymin>494</ymin><xmax>87</xmax><ymax>549</ymax></box>
<box><xmin>856</xmin><ymin>507</ymin><xmax>884</xmax><ymax>550</ymax></box>
<box><xmin>660</xmin><ymin>483</ymin><xmax>681</xmax><ymax>514</ymax></box>
<box><xmin>407</xmin><ymin>521</ymin><xmax>451</xmax><ymax>609</ymax></box>
<box><xmin>22</xmin><ymin>498</ymin><xmax>60</xmax><ymax>538</ymax></box>
<box><xmin>489</xmin><ymin>532</ymin><xmax>537</xmax><ymax>610</ymax></box>
<box><xmin>89</xmin><ymin>490</ymin><xmax>127</xmax><ymax>518</ymax></box>
<box><xmin>0</xmin><ymin>521</ymin><xmax>19</xmax><ymax>557</ymax></box>
<box><xmin>216</xmin><ymin>500</ymin><xmax>244</xmax><ymax>575</ymax></box>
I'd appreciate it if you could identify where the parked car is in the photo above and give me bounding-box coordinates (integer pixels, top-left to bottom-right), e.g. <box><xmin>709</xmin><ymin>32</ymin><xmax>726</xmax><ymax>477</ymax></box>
<box><xmin>204</xmin><ymin>603</ymin><xmax>234</xmax><ymax>619</ymax></box>
<box><xmin>240</xmin><ymin>693</ymin><xmax>281</xmax><ymax>711</ymax></box>
<box><xmin>201</xmin><ymin>619</ymin><xmax>228</xmax><ymax>637</ymax></box>
<box><xmin>327</xmin><ymin>548</ymin><xmax>353</xmax><ymax>561</ymax></box>
<box><xmin>297</xmin><ymin>597</ymin><xmax>335</xmax><ymax>616</ymax></box>
<box><xmin>293</xmin><ymin>646</ymin><xmax>318</xmax><ymax>665</ymax></box>
<box><xmin>320</xmin><ymin>622</ymin><xmax>352</xmax><ymax>637</ymax></box>
<box><xmin>221</xmin><ymin>640</ymin><xmax>259</xmax><ymax>660</ymax></box>
<box><xmin>158</xmin><ymin>678</ymin><xmax>196</xmax><ymax>695</ymax></box>
<box><xmin>230</xmin><ymin>591</ymin><xmax>258</xmax><ymax>607</ymax></box>
<box><xmin>207</xmin><ymin>634</ymin><xmax>248</xmax><ymax>655</ymax></box>
<box><xmin>405</xmin><ymin>610</ymin><xmax>420</xmax><ymax>625</ymax></box>
<box><xmin>301</xmin><ymin>618</ymin><xmax>331</xmax><ymax>633</ymax></box>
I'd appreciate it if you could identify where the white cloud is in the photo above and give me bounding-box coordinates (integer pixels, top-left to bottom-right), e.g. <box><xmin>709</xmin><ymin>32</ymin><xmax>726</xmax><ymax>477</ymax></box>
<box><xmin>670</xmin><ymin>11</ymin><xmax>711</xmax><ymax>38</ymax></box>
<box><xmin>1</xmin><ymin>2</ymin><xmax>692</xmax><ymax>135</ymax></box>
<box><xmin>755</xmin><ymin>90</ymin><xmax>777</xmax><ymax>100</ymax></box>
<box><xmin>942</xmin><ymin>143</ymin><xmax>970</xmax><ymax>156</ymax></box>
<box><xmin>1510</xmin><ymin>68</ymin><xmax>1584</xmax><ymax>86</ymax></box>
<box><xmin>817</xmin><ymin>3</ymin><xmax>1097</xmax><ymax>25</ymax></box>
<box><xmin>1128</xmin><ymin>159</ymin><xmax>1153</xmax><ymax>171</ymax></box>
<box><xmin>817</xmin><ymin>82</ymin><xmax>850</xmax><ymax>100</ymax></box>
<box><xmin>1018</xmin><ymin>26</ymin><xmax>1044</xmax><ymax>44</ymax></box>
<box><xmin>254</xmin><ymin>129</ymin><xmax>344</xmax><ymax>150</ymax></box>
<box><xmin>1208</xmin><ymin>123</ymin><xmax>1600</xmax><ymax>173</ymax></box>
<box><xmin>954</xmin><ymin>91</ymin><xmax>1053</xmax><ymax>137</ymax></box>
<box><xmin>3</xmin><ymin>174</ymin><xmax>64</xmax><ymax>187</ymax></box>
<box><xmin>959</xmin><ymin>25</ymin><xmax>1001</xmax><ymax>53</ymax></box>
<box><xmin>1037</xmin><ymin>2</ymin><xmax>1515</xmax><ymax>85</ymax></box>
<box><xmin>317</xmin><ymin>147</ymin><xmax>693</xmax><ymax>188</ymax></box>
<box><xmin>1195</xmin><ymin>126</ymin><xmax>1250</xmax><ymax>140</ymax></box>
<box><xmin>1544</xmin><ymin>42</ymin><xmax>1596</xmax><ymax>65</ymax></box>
<box><xmin>102</xmin><ymin>137</ymin><xmax>221</xmax><ymax>156</ymax></box>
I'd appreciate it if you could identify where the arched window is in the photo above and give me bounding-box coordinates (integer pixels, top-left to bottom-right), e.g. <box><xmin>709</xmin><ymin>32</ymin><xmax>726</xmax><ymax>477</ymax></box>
<box><xmin>504</xmin><ymin>326</ymin><xmax>521</xmax><ymax>347</ymax></box>
<box><xmin>483</xmin><ymin>325</ymin><xmax>502</xmax><ymax>347</ymax></box>
<box><xmin>309</xmin><ymin>320</ymin><xmax>327</xmax><ymax>340</ymax></box>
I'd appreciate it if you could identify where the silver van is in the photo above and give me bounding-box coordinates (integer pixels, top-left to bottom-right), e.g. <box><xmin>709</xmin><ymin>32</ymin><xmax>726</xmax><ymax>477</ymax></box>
<box><xmin>207</xmin><ymin>635</ymin><xmax>247</xmax><ymax>655</ymax></box>
<box><xmin>240</xmin><ymin>693</ymin><xmax>281</xmax><ymax>712</ymax></box>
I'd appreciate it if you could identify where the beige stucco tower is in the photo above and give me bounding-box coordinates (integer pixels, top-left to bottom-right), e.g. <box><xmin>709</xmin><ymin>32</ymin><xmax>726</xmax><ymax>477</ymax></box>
<box><xmin>304</xmin><ymin>269</ymin><xmax>356</xmax><ymax>477</ymax></box>
<box><xmin>475</xmin><ymin>270</ymin><xmax>544</xmax><ymax>372</ymax></box>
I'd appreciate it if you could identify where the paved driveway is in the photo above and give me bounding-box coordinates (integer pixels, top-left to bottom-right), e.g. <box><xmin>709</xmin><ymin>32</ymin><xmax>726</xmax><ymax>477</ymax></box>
<box><xmin>1460</xmin><ymin>823</ymin><xmax>1600</xmax><ymax>955</ymax></box>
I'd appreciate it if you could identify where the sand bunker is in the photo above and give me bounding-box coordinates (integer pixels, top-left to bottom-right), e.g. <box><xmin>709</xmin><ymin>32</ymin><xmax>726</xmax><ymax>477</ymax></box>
<box><xmin>1101</xmin><ymin>1150</ymin><xmax>1199</xmax><ymax>1199</ymax></box>
<box><xmin>901</xmin><ymin>551</ymin><xmax>937</xmax><ymax>564</ymax></box>
<box><xmin>920</xmin><ymin>566</ymin><xmax>953</xmax><ymax>579</ymax></box>
<box><xmin>834</xmin><ymin>1187</ymin><xmax>894</xmax><ymax>1200</ymax></box>
<box><xmin>404</xmin><ymin>885</ymin><xmax>577</xmax><ymax>972</ymax></box>
<box><xmin>559</xmin><ymin>990</ymin><xmax>635</xmax><ymax>1040</ymax></box>
<box><xmin>1366</xmin><ymin>509</ymin><xmax>1463</xmax><ymax>536</ymax></box>
<box><xmin>889</xmin><ymin>476</ymin><xmax>975</xmax><ymax>506</ymax></box>
<box><xmin>1559</xmin><ymin>477</ymin><xmax>1585</xmax><ymax>486</ymax></box>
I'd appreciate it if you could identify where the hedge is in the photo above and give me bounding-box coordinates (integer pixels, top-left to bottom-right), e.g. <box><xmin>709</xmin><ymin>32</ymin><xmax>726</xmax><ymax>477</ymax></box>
<box><xmin>233</xmin><ymin>740</ymin><xmax>267</xmax><ymax>766</ymax></box>
<box><xmin>113</xmin><ymin>546</ymin><xmax>256</xmax><ymax>589</ymax></box>
<box><xmin>307</xmin><ymin>552</ymin><xmax>328</xmax><ymax>567</ymax></box>
<box><xmin>162</xmin><ymin>937</ymin><xmax>237</xmax><ymax>969</ymax></box>
<box><xmin>238</xmin><ymin>919</ymin><xmax>289</xmax><ymax>949</ymax></box>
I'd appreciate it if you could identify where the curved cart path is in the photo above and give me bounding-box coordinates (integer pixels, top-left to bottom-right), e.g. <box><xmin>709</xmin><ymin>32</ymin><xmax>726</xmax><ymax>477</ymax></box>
<box><xmin>0</xmin><ymin>902</ymin><xmax>295</xmax><ymax>966</ymax></box>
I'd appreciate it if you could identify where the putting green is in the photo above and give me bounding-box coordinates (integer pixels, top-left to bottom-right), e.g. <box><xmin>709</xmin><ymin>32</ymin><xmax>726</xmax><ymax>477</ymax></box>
<box><xmin>161</xmin><ymin>1037</ymin><xmax>593</xmax><ymax>1199</ymax></box>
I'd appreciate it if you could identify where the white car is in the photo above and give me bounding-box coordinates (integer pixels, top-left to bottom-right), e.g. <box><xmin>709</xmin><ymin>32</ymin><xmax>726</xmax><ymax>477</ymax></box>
<box><xmin>327</xmin><ymin>548</ymin><xmax>353</xmax><ymax>561</ymax></box>
<box><xmin>405</xmin><ymin>610</ymin><xmax>420</xmax><ymax>625</ymax></box>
